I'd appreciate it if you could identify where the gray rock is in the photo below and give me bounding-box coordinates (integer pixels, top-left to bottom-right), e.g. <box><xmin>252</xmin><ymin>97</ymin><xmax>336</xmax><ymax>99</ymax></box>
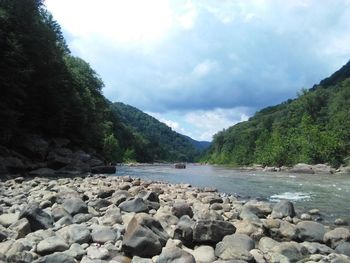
<box><xmin>258</xmin><ymin>237</ymin><xmax>280</xmax><ymax>253</ymax></box>
<box><xmin>19</xmin><ymin>203</ymin><xmax>53</xmax><ymax>231</ymax></box>
<box><xmin>97</xmin><ymin>188</ymin><xmax>115</xmax><ymax>199</ymax></box>
<box><xmin>57</xmin><ymin>224</ymin><xmax>91</xmax><ymax>245</ymax></box>
<box><xmin>64</xmin><ymin>243</ymin><xmax>86</xmax><ymax>259</ymax></box>
<box><xmin>192</xmin><ymin>245</ymin><xmax>216</xmax><ymax>263</ymax></box>
<box><xmin>73</xmin><ymin>213</ymin><xmax>93</xmax><ymax>224</ymax></box>
<box><xmin>290</xmin><ymin>163</ymin><xmax>315</xmax><ymax>174</ymax></box>
<box><xmin>86</xmin><ymin>246</ymin><xmax>110</xmax><ymax>259</ymax></box>
<box><xmin>271</xmin><ymin>200</ymin><xmax>296</xmax><ymax>219</ymax></box>
<box><xmin>132</xmin><ymin>256</ymin><xmax>153</xmax><ymax>263</ymax></box>
<box><xmin>91</xmin><ymin>225</ymin><xmax>120</xmax><ymax>244</ymax></box>
<box><xmin>173</xmin><ymin>215</ymin><xmax>195</xmax><ymax>246</ymax></box>
<box><xmin>122</xmin><ymin>213</ymin><xmax>169</xmax><ymax>257</ymax></box>
<box><xmin>296</xmin><ymin>221</ymin><xmax>326</xmax><ymax>242</ymax></box>
<box><xmin>270</xmin><ymin>242</ymin><xmax>303</xmax><ymax>263</ymax></box>
<box><xmin>37</xmin><ymin>236</ymin><xmax>69</xmax><ymax>255</ymax></box>
<box><xmin>0</xmin><ymin>213</ymin><xmax>19</xmax><ymax>227</ymax></box>
<box><xmin>193</xmin><ymin>220</ymin><xmax>235</xmax><ymax>244</ymax></box>
<box><xmin>234</xmin><ymin>219</ymin><xmax>265</xmax><ymax>240</ymax></box>
<box><xmin>215</xmin><ymin>234</ymin><xmax>254</xmax><ymax>261</ymax></box>
<box><xmin>99</xmin><ymin>207</ymin><xmax>123</xmax><ymax>226</ymax></box>
<box><xmin>301</xmin><ymin>241</ymin><xmax>334</xmax><ymax>255</ymax></box>
<box><xmin>278</xmin><ymin>221</ymin><xmax>298</xmax><ymax>241</ymax></box>
<box><xmin>9</xmin><ymin>218</ymin><xmax>31</xmax><ymax>239</ymax></box>
<box><xmin>172</xmin><ymin>201</ymin><xmax>193</xmax><ymax>218</ymax></box>
<box><xmin>157</xmin><ymin>247</ymin><xmax>195</xmax><ymax>263</ymax></box>
<box><xmin>51</xmin><ymin>206</ymin><xmax>71</xmax><ymax>221</ymax></box>
<box><xmin>336</xmin><ymin>242</ymin><xmax>350</xmax><ymax>257</ymax></box>
<box><xmin>33</xmin><ymin>252</ymin><xmax>76</xmax><ymax>263</ymax></box>
<box><xmin>62</xmin><ymin>198</ymin><xmax>88</xmax><ymax>215</ymax></box>
<box><xmin>119</xmin><ymin>198</ymin><xmax>149</xmax><ymax>213</ymax></box>
<box><xmin>324</xmin><ymin>227</ymin><xmax>350</xmax><ymax>248</ymax></box>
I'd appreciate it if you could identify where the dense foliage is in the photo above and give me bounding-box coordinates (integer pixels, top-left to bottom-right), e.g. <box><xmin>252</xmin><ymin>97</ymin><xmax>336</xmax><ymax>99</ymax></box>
<box><xmin>112</xmin><ymin>103</ymin><xmax>207</xmax><ymax>162</ymax></box>
<box><xmin>0</xmin><ymin>0</ymin><xmax>208</xmax><ymax>163</ymax></box>
<box><xmin>204</xmin><ymin>61</ymin><xmax>350</xmax><ymax>167</ymax></box>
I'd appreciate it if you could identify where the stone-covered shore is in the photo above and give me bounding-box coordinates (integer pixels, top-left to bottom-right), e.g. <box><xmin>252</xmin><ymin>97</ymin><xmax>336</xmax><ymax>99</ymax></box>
<box><xmin>1</xmin><ymin>175</ymin><xmax>350</xmax><ymax>263</ymax></box>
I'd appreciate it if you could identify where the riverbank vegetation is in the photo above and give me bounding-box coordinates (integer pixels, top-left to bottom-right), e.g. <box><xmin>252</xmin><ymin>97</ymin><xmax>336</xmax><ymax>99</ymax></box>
<box><xmin>204</xmin><ymin>61</ymin><xmax>350</xmax><ymax>167</ymax></box>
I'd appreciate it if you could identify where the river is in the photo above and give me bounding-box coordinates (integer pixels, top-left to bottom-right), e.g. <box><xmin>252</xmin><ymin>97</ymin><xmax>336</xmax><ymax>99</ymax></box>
<box><xmin>116</xmin><ymin>164</ymin><xmax>350</xmax><ymax>223</ymax></box>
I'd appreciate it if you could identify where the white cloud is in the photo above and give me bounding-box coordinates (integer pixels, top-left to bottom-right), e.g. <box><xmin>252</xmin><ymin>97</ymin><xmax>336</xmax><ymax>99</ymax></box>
<box><xmin>192</xmin><ymin>60</ymin><xmax>219</xmax><ymax>77</ymax></box>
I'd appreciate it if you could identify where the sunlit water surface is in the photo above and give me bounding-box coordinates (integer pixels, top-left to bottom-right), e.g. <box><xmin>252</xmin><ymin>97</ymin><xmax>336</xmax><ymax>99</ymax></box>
<box><xmin>116</xmin><ymin>164</ymin><xmax>350</xmax><ymax>223</ymax></box>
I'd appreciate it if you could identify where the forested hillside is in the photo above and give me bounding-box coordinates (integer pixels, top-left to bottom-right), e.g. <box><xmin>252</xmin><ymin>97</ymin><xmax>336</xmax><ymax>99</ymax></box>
<box><xmin>0</xmin><ymin>0</ymin><xmax>194</xmax><ymax>164</ymax></box>
<box><xmin>112</xmin><ymin>102</ymin><xmax>208</xmax><ymax>162</ymax></box>
<box><xmin>204</xmin><ymin>61</ymin><xmax>350</xmax><ymax>167</ymax></box>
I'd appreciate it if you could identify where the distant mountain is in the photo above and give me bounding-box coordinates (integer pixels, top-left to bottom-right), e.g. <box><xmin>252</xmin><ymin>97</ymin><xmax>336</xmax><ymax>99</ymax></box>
<box><xmin>204</xmin><ymin>60</ymin><xmax>350</xmax><ymax>167</ymax></box>
<box><xmin>112</xmin><ymin>102</ymin><xmax>208</xmax><ymax>162</ymax></box>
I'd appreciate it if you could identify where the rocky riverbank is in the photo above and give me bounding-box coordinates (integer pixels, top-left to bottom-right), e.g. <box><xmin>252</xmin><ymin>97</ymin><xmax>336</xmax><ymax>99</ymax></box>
<box><xmin>0</xmin><ymin>175</ymin><xmax>350</xmax><ymax>263</ymax></box>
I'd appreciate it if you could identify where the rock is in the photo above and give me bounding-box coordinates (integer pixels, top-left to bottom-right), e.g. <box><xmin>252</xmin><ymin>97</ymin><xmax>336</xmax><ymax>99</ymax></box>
<box><xmin>22</xmin><ymin>136</ymin><xmax>49</xmax><ymax>159</ymax></box>
<box><xmin>290</xmin><ymin>163</ymin><xmax>315</xmax><ymax>174</ymax></box>
<box><xmin>157</xmin><ymin>247</ymin><xmax>195</xmax><ymax>263</ymax></box>
<box><xmin>9</xmin><ymin>218</ymin><xmax>31</xmax><ymax>239</ymax></box>
<box><xmin>19</xmin><ymin>203</ymin><xmax>53</xmax><ymax>231</ymax></box>
<box><xmin>37</xmin><ymin>236</ymin><xmax>69</xmax><ymax>255</ymax></box>
<box><xmin>88</xmin><ymin>198</ymin><xmax>112</xmax><ymax>210</ymax></box>
<box><xmin>64</xmin><ymin>243</ymin><xmax>86</xmax><ymax>260</ymax></box>
<box><xmin>301</xmin><ymin>241</ymin><xmax>334</xmax><ymax>255</ymax></box>
<box><xmin>47</xmin><ymin>153</ymin><xmax>72</xmax><ymax>169</ymax></box>
<box><xmin>0</xmin><ymin>213</ymin><xmax>19</xmax><ymax>227</ymax></box>
<box><xmin>335</xmin><ymin>242</ymin><xmax>350</xmax><ymax>257</ymax></box>
<box><xmin>296</xmin><ymin>221</ymin><xmax>326</xmax><ymax>242</ymax></box>
<box><xmin>278</xmin><ymin>221</ymin><xmax>298</xmax><ymax>241</ymax></box>
<box><xmin>57</xmin><ymin>224</ymin><xmax>91</xmax><ymax>245</ymax></box>
<box><xmin>97</xmin><ymin>188</ymin><xmax>115</xmax><ymax>199</ymax></box>
<box><xmin>271</xmin><ymin>200</ymin><xmax>296</xmax><ymax>219</ymax></box>
<box><xmin>73</xmin><ymin>213</ymin><xmax>93</xmax><ymax>224</ymax></box>
<box><xmin>99</xmin><ymin>207</ymin><xmax>123</xmax><ymax>226</ymax></box>
<box><xmin>138</xmin><ymin>191</ymin><xmax>160</xmax><ymax>203</ymax></box>
<box><xmin>250</xmin><ymin>249</ymin><xmax>266</xmax><ymax>263</ymax></box>
<box><xmin>86</xmin><ymin>246</ymin><xmax>110</xmax><ymax>260</ymax></box>
<box><xmin>119</xmin><ymin>198</ymin><xmax>149</xmax><ymax>213</ymax></box>
<box><xmin>1</xmin><ymin>157</ymin><xmax>25</xmax><ymax>173</ymax></box>
<box><xmin>62</xmin><ymin>198</ymin><xmax>88</xmax><ymax>215</ymax></box>
<box><xmin>29</xmin><ymin>168</ymin><xmax>56</xmax><ymax>177</ymax></box>
<box><xmin>234</xmin><ymin>219</ymin><xmax>265</xmax><ymax>240</ymax></box>
<box><xmin>215</xmin><ymin>234</ymin><xmax>255</xmax><ymax>261</ymax></box>
<box><xmin>193</xmin><ymin>220</ymin><xmax>235</xmax><ymax>244</ymax></box>
<box><xmin>33</xmin><ymin>252</ymin><xmax>76</xmax><ymax>263</ymax></box>
<box><xmin>312</xmin><ymin>164</ymin><xmax>334</xmax><ymax>174</ymax></box>
<box><xmin>258</xmin><ymin>237</ymin><xmax>280</xmax><ymax>253</ymax></box>
<box><xmin>91</xmin><ymin>166</ymin><xmax>116</xmax><ymax>174</ymax></box>
<box><xmin>300</xmin><ymin>213</ymin><xmax>312</xmax><ymax>220</ymax></box>
<box><xmin>191</xmin><ymin>245</ymin><xmax>216</xmax><ymax>263</ymax></box>
<box><xmin>243</xmin><ymin>200</ymin><xmax>272</xmax><ymax>218</ymax></box>
<box><xmin>324</xmin><ymin>227</ymin><xmax>350</xmax><ymax>248</ymax></box>
<box><xmin>91</xmin><ymin>225</ymin><xmax>120</xmax><ymax>244</ymax></box>
<box><xmin>173</xmin><ymin>215</ymin><xmax>195</xmax><ymax>246</ymax></box>
<box><xmin>335</xmin><ymin>218</ymin><xmax>348</xmax><ymax>226</ymax></box>
<box><xmin>122</xmin><ymin>213</ymin><xmax>169</xmax><ymax>257</ymax></box>
<box><xmin>172</xmin><ymin>201</ymin><xmax>193</xmax><ymax>218</ymax></box>
<box><xmin>270</xmin><ymin>242</ymin><xmax>303</xmax><ymax>263</ymax></box>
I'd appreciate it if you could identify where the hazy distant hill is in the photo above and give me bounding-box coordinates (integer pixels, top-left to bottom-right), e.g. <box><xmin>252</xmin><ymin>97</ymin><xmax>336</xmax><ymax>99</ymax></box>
<box><xmin>112</xmin><ymin>102</ymin><xmax>210</xmax><ymax>162</ymax></box>
<box><xmin>204</xmin><ymin>60</ymin><xmax>350</xmax><ymax>167</ymax></box>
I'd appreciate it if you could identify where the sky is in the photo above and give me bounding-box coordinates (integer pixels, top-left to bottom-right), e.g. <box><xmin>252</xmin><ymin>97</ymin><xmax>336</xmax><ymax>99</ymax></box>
<box><xmin>45</xmin><ymin>0</ymin><xmax>350</xmax><ymax>141</ymax></box>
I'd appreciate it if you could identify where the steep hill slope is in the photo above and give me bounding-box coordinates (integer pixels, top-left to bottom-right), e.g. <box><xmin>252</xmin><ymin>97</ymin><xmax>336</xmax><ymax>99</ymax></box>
<box><xmin>112</xmin><ymin>102</ymin><xmax>210</xmax><ymax>162</ymax></box>
<box><xmin>204</xmin><ymin>61</ymin><xmax>350</xmax><ymax>167</ymax></box>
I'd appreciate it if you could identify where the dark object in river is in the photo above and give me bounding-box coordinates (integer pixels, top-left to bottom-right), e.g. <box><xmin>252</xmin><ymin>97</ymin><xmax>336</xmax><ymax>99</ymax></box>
<box><xmin>174</xmin><ymin>163</ymin><xmax>186</xmax><ymax>169</ymax></box>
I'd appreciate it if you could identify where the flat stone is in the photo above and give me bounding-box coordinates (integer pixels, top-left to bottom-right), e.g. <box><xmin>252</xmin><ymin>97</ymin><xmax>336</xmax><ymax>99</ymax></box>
<box><xmin>57</xmin><ymin>224</ymin><xmax>91</xmax><ymax>245</ymax></box>
<box><xmin>62</xmin><ymin>198</ymin><xmax>88</xmax><ymax>215</ymax></box>
<box><xmin>33</xmin><ymin>252</ymin><xmax>75</xmax><ymax>263</ymax></box>
<box><xmin>0</xmin><ymin>213</ymin><xmax>19</xmax><ymax>227</ymax></box>
<box><xmin>37</xmin><ymin>236</ymin><xmax>69</xmax><ymax>255</ymax></box>
<box><xmin>91</xmin><ymin>225</ymin><xmax>120</xmax><ymax>244</ymax></box>
<box><xmin>86</xmin><ymin>246</ymin><xmax>110</xmax><ymax>259</ymax></box>
<box><xmin>119</xmin><ymin>198</ymin><xmax>149</xmax><ymax>213</ymax></box>
<box><xmin>157</xmin><ymin>247</ymin><xmax>195</xmax><ymax>263</ymax></box>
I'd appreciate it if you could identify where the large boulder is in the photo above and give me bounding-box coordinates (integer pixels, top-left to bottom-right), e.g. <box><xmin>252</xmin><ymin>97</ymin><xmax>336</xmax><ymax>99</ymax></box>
<box><xmin>193</xmin><ymin>220</ymin><xmax>235</xmax><ymax>244</ymax></box>
<box><xmin>62</xmin><ymin>198</ymin><xmax>88</xmax><ymax>216</ymax></box>
<box><xmin>119</xmin><ymin>198</ymin><xmax>149</xmax><ymax>213</ymax></box>
<box><xmin>122</xmin><ymin>213</ymin><xmax>169</xmax><ymax>257</ymax></box>
<box><xmin>296</xmin><ymin>221</ymin><xmax>326</xmax><ymax>242</ymax></box>
<box><xmin>19</xmin><ymin>203</ymin><xmax>53</xmax><ymax>231</ymax></box>
<box><xmin>215</xmin><ymin>233</ymin><xmax>255</xmax><ymax>261</ymax></box>
<box><xmin>157</xmin><ymin>247</ymin><xmax>195</xmax><ymax>263</ymax></box>
<box><xmin>173</xmin><ymin>215</ymin><xmax>195</xmax><ymax>246</ymax></box>
<box><xmin>271</xmin><ymin>200</ymin><xmax>296</xmax><ymax>219</ymax></box>
<box><xmin>324</xmin><ymin>227</ymin><xmax>350</xmax><ymax>248</ymax></box>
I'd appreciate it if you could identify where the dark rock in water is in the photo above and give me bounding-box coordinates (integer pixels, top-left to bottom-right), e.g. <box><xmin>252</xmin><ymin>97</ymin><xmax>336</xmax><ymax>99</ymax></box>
<box><xmin>122</xmin><ymin>213</ymin><xmax>169</xmax><ymax>257</ymax></box>
<box><xmin>193</xmin><ymin>220</ymin><xmax>235</xmax><ymax>244</ymax></box>
<box><xmin>19</xmin><ymin>203</ymin><xmax>53</xmax><ymax>231</ymax></box>
<box><xmin>157</xmin><ymin>247</ymin><xmax>195</xmax><ymax>263</ymax></box>
<box><xmin>33</xmin><ymin>252</ymin><xmax>75</xmax><ymax>263</ymax></box>
<box><xmin>174</xmin><ymin>163</ymin><xmax>186</xmax><ymax>169</ymax></box>
<box><xmin>91</xmin><ymin>165</ymin><xmax>116</xmax><ymax>174</ymax></box>
<box><xmin>296</xmin><ymin>221</ymin><xmax>326</xmax><ymax>242</ymax></box>
<box><xmin>172</xmin><ymin>201</ymin><xmax>193</xmax><ymax>218</ymax></box>
<box><xmin>215</xmin><ymin>233</ymin><xmax>255</xmax><ymax>261</ymax></box>
<box><xmin>271</xmin><ymin>200</ymin><xmax>295</xmax><ymax>219</ymax></box>
<box><xmin>174</xmin><ymin>215</ymin><xmax>195</xmax><ymax>246</ymax></box>
<box><xmin>119</xmin><ymin>197</ymin><xmax>149</xmax><ymax>213</ymax></box>
<box><xmin>62</xmin><ymin>198</ymin><xmax>88</xmax><ymax>216</ymax></box>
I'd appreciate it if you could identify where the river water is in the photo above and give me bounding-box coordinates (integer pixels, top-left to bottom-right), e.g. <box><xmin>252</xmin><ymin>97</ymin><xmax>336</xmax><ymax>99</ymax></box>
<box><xmin>116</xmin><ymin>164</ymin><xmax>350</xmax><ymax>223</ymax></box>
